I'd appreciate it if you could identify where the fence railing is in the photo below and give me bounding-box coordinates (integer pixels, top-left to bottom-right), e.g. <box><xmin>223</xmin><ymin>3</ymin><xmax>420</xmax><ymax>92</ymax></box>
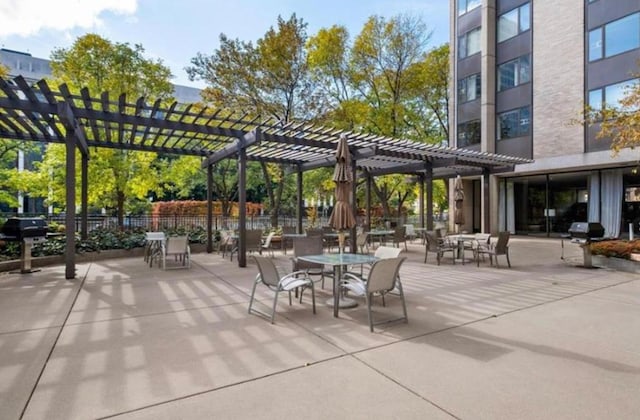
<box><xmin>1</xmin><ymin>213</ymin><xmax>446</xmax><ymax>233</ymax></box>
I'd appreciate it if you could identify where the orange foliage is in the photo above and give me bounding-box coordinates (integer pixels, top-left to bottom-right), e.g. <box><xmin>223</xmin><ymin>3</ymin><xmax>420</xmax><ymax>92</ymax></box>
<box><xmin>152</xmin><ymin>201</ymin><xmax>263</xmax><ymax>217</ymax></box>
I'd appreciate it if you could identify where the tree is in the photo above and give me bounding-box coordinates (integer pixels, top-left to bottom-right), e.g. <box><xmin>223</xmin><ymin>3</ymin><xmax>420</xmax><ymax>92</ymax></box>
<box><xmin>36</xmin><ymin>34</ymin><xmax>174</xmax><ymax>227</ymax></box>
<box><xmin>0</xmin><ymin>63</ymin><xmax>8</xmax><ymax>78</ymax></box>
<box><xmin>309</xmin><ymin>15</ymin><xmax>441</xmax><ymax>218</ymax></box>
<box><xmin>187</xmin><ymin>14</ymin><xmax>314</xmax><ymax>227</ymax></box>
<box><xmin>591</xmin><ymin>73</ymin><xmax>640</xmax><ymax>155</ymax></box>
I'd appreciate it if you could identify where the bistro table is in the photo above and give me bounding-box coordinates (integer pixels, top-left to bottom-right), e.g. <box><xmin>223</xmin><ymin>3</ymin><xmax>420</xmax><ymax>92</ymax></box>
<box><xmin>447</xmin><ymin>233</ymin><xmax>478</xmax><ymax>262</ymax></box>
<box><xmin>296</xmin><ymin>253</ymin><xmax>379</xmax><ymax>317</ymax></box>
<box><xmin>144</xmin><ymin>232</ymin><xmax>166</xmax><ymax>267</ymax></box>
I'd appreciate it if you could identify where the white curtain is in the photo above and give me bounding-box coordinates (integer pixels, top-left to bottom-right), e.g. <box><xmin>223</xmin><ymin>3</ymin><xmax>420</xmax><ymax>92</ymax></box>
<box><xmin>498</xmin><ymin>181</ymin><xmax>515</xmax><ymax>233</ymax></box>
<box><xmin>600</xmin><ymin>169</ymin><xmax>623</xmax><ymax>238</ymax></box>
<box><xmin>588</xmin><ymin>171</ymin><xmax>600</xmax><ymax>222</ymax></box>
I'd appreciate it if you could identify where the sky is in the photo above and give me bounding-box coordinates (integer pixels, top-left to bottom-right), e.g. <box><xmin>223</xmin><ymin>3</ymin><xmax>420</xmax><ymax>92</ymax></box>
<box><xmin>0</xmin><ymin>0</ymin><xmax>450</xmax><ymax>88</ymax></box>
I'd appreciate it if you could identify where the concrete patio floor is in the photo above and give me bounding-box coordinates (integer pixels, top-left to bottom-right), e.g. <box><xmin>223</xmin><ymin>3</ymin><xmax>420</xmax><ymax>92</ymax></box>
<box><xmin>1</xmin><ymin>237</ymin><xmax>639</xmax><ymax>419</ymax></box>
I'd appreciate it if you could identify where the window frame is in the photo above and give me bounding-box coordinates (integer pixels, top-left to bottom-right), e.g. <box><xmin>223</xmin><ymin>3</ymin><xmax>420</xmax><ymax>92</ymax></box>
<box><xmin>457</xmin><ymin>119</ymin><xmax>482</xmax><ymax>147</ymax></box>
<box><xmin>497</xmin><ymin>55</ymin><xmax>531</xmax><ymax>92</ymax></box>
<box><xmin>497</xmin><ymin>2</ymin><xmax>531</xmax><ymax>43</ymax></box>
<box><xmin>458</xmin><ymin>0</ymin><xmax>482</xmax><ymax>17</ymax></box>
<box><xmin>588</xmin><ymin>78</ymin><xmax>640</xmax><ymax>111</ymax></box>
<box><xmin>588</xmin><ymin>12</ymin><xmax>640</xmax><ymax>62</ymax></box>
<box><xmin>497</xmin><ymin>106</ymin><xmax>531</xmax><ymax>140</ymax></box>
<box><xmin>458</xmin><ymin>27</ymin><xmax>482</xmax><ymax>59</ymax></box>
<box><xmin>457</xmin><ymin>73</ymin><xmax>481</xmax><ymax>103</ymax></box>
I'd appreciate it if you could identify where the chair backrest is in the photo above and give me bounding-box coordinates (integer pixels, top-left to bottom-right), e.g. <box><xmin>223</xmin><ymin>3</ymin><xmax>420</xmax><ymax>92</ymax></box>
<box><xmin>374</xmin><ymin>246</ymin><xmax>402</xmax><ymax>259</ymax></box>
<box><xmin>366</xmin><ymin>257</ymin><xmax>406</xmax><ymax>293</ymax></box>
<box><xmin>356</xmin><ymin>232</ymin><xmax>368</xmax><ymax>246</ymax></box>
<box><xmin>393</xmin><ymin>225</ymin><xmax>406</xmax><ymax>240</ymax></box>
<box><xmin>294</xmin><ymin>236</ymin><xmax>323</xmax><ymax>257</ymax></box>
<box><xmin>263</xmin><ymin>231</ymin><xmax>276</xmax><ymax>247</ymax></box>
<box><xmin>166</xmin><ymin>236</ymin><xmax>188</xmax><ymax>255</ymax></box>
<box><xmin>246</xmin><ymin>229</ymin><xmax>263</xmax><ymax>251</ymax></box>
<box><xmin>404</xmin><ymin>224</ymin><xmax>416</xmax><ymax>237</ymax></box>
<box><xmin>146</xmin><ymin>231</ymin><xmax>165</xmax><ymax>241</ymax></box>
<box><xmin>305</xmin><ymin>228</ymin><xmax>323</xmax><ymax>238</ymax></box>
<box><xmin>425</xmin><ymin>231</ymin><xmax>439</xmax><ymax>251</ymax></box>
<box><xmin>293</xmin><ymin>236</ymin><xmax>324</xmax><ymax>270</ymax></box>
<box><xmin>494</xmin><ymin>231</ymin><xmax>510</xmax><ymax>254</ymax></box>
<box><xmin>282</xmin><ymin>226</ymin><xmax>296</xmax><ymax>235</ymax></box>
<box><xmin>253</xmin><ymin>256</ymin><xmax>280</xmax><ymax>288</ymax></box>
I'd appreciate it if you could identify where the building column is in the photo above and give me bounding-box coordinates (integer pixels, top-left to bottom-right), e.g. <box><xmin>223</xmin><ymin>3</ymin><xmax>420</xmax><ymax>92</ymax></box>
<box><xmin>481</xmin><ymin>0</ymin><xmax>497</xmax><ymax>154</ymax></box>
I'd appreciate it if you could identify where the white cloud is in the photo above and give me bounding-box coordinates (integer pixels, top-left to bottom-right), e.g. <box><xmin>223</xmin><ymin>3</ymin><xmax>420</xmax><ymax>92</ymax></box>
<box><xmin>0</xmin><ymin>0</ymin><xmax>138</xmax><ymax>37</ymax></box>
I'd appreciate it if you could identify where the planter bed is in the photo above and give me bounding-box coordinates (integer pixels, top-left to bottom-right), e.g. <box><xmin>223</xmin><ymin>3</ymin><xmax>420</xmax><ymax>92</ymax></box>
<box><xmin>592</xmin><ymin>255</ymin><xmax>640</xmax><ymax>274</ymax></box>
<box><xmin>0</xmin><ymin>243</ymin><xmax>208</xmax><ymax>273</ymax></box>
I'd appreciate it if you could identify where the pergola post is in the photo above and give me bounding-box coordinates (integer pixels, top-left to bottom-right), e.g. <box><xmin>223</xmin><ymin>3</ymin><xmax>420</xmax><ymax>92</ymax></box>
<box><xmin>483</xmin><ymin>168</ymin><xmax>491</xmax><ymax>233</ymax></box>
<box><xmin>426</xmin><ymin>163</ymin><xmax>434</xmax><ymax>230</ymax></box>
<box><xmin>238</xmin><ymin>146</ymin><xmax>247</xmax><ymax>267</ymax></box>
<box><xmin>418</xmin><ymin>174</ymin><xmax>425</xmax><ymax>229</ymax></box>
<box><xmin>365</xmin><ymin>172</ymin><xmax>372</xmax><ymax>230</ymax></box>
<box><xmin>206</xmin><ymin>164</ymin><xmax>213</xmax><ymax>253</ymax></box>
<box><xmin>350</xmin><ymin>158</ymin><xmax>357</xmax><ymax>253</ymax></box>
<box><xmin>296</xmin><ymin>165</ymin><xmax>303</xmax><ymax>233</ymax></box>
<box><xmin>80</xmin><ymin>154</ymin><xmax>88</xmax><ymax>240</ymax></box>
<box><xmin>65</xmin><ymin>131</ymin><xmax>76</xmax><ymax>279</ymax></box>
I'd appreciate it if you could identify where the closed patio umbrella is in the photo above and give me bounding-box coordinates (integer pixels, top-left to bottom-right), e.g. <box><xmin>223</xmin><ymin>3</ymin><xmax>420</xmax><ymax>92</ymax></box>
<box><xmin>328</xmin><ymin>134</ymin><xmax>356</xmax><ymax>252</ymax></box>
<box><xmin>454</xmin><ymin>175</ymin><xmax>465</xmax><ymax>231</ymax></box>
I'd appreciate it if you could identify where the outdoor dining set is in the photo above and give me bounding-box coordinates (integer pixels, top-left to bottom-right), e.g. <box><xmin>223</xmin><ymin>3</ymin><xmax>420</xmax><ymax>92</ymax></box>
<box><xmin>140</xmin><ymin>225</ymin><xmax>511</xmax><ymax>332</ymax></box>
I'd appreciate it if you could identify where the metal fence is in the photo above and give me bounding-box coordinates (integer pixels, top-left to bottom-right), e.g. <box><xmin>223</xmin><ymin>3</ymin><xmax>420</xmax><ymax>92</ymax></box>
<box><xmin>1</xmin><ymin>213</ymin><xmax>446</xmax><ymax>233</ymax></box>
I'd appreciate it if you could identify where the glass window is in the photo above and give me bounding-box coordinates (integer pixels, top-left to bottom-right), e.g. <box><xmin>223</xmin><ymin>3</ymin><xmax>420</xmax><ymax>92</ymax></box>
<box><xmin>588</xmin><ymin>28</ymin><xmax>603</xmax><ymax>61</ymax></box>
<box><xmin>589</xmin><ymin>12</ymin><xmax>640</xmax><ymax>61</ymax></box>
<box><xmin>588</xmin><ymin>89</ymin><xmax>603</xmax><ymax>111</ymax></box>
<box><xmin>606</xmin><ymin>13</ymin><xmax>640</xmax><ymax>57</ymax></box>
<box><xmin>498</xmin><ymin>55</ymin><xmax>530</xmax><ymax>91</ymax></box>
<box><xmin>588</xmin><ymin>78</ymin><xmax>638</xmax><ymax>112</ymax></box>
<box><xmin>497</xmin><ymin>3</ymin><xmax>531</xmax><ymax>43</ymax></box>
<box><xmin>498</xmin><ymin>107</ymin><xmax>530</xmax><ymax>140</ymax></box>
<box><xmin>458</xmin><ymin>0</ymin><xmax>481</xmax><ymax>16</ymax></box>
<box><xmin>457</xmin><ymin>120</ymin><xmax>481</xmax><ymax>147</ymax></box>
<box><xmin>519</xmin><ymin>3</ymin><xmax>530</xmax><ymax>32</ymax></box>
<box><xmin>458</xmin><ymin>73</ymin><xmax>481</xmax><ymax>103</ymax></box>
<box><xmin>459</xmin><ymin>27</ymin><xmax>481</xmax><ymax>58</ymax></box>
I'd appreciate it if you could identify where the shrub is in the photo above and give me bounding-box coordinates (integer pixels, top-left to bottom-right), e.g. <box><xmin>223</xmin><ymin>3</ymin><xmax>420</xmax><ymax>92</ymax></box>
<box><xmin>589</xmin><ymin>239</ymin><xmax>640</xmax><ymax>260</ymax></box>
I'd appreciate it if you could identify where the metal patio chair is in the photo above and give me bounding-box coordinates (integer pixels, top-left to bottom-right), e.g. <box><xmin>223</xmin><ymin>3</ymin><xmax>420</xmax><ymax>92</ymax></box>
<box><xmin>249</xmin><ymin>256</ymin><xmax>316</xmax><ymax>324</ymax></box>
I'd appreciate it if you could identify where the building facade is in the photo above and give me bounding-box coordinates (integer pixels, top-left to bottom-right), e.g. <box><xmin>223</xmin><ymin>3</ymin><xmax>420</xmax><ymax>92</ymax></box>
<box><xmin>451</xmin><ymin>0</ymin><xmax>640</xmax><ymax>237</ymax></box>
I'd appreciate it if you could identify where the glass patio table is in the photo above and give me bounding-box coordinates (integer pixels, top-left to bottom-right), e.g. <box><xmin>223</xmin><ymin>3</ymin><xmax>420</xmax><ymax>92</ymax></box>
<box><xmin>296</xmin><ymin>253</ymin><xmax>379</xmax><ymax>317</ymax></box>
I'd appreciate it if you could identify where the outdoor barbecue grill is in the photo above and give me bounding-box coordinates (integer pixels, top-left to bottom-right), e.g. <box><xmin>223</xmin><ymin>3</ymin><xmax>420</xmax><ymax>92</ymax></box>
<box><xmin>567</xmin><ymin>222</ymin><xmax>605</xmax><ymax>268</ymax></box>
<box><xmin>0</xmin><ymin>217</ymin><xmax>48</xmax><ymax>273</ymax></box>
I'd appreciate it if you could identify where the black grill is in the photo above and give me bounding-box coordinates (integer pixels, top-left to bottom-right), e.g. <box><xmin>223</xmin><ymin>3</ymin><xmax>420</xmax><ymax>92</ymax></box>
<box><xmin>1</xmin><ymin>217</ymin><xmax>48</xmax><ymax>241</ymax></box>
<box><xmin>567</xmin><ymin>222</ymin><xmax>605</xmax><ymax>242</ymax></box>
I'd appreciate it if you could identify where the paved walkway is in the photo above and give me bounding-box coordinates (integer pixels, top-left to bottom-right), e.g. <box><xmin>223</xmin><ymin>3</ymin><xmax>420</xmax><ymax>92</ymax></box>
<box><xmin>1</xmin><ymin>237</ymin><xmax>638</xmax><ymax>419</ymax></box>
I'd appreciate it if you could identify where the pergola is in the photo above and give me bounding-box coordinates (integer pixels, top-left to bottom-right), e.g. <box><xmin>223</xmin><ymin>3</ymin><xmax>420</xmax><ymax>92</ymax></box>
<box><xmin>0</xmin><ymin>76</ymin><xmax>532</xmax><ymax>278</ymax></box>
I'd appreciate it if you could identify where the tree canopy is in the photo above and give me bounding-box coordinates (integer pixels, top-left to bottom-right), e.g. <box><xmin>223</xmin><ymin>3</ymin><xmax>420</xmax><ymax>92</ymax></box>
<box><xmin>28</xmin><ymin>34</ymin><xmax>174</xmax><ymax>225</ymax></box>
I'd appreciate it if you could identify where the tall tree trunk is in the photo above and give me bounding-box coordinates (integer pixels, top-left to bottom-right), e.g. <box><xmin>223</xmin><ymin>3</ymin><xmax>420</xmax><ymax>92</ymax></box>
<box><xmin>116</xmin><ymin>190</ymin><xmax>125</xmax><ymax>230</ymax></box>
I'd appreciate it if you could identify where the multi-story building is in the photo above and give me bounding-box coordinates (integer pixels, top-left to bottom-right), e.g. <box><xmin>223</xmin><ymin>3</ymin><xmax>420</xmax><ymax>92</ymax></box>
<box><xmin>451</xmin><ymin>0</ymin><xmax>640</xmax><ymax>237</ymax></box>
<box><xmin>0</xmin><ymin>48</ymin><xmax>202</xmax><ymax>213</ymax></box>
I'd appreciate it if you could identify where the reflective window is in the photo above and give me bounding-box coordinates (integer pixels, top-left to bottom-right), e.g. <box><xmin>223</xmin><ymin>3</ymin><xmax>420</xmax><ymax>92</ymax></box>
<box><xmin>458</xmin><ymin>27</ymin><xmax>482</xmax><ymax>58</ymax></box>
<box><xmin>588</xmin><ymin>78</ymin><xmax>639</xmax><ymax>110</ymax></box>
<box><xmin>458</xmin><ymin>0</ymin><xmax>481</xmax><ymax>16</ymax></box>
<box><xmin>498</xmin><ymin>55</ymin><xmax>530</xmax><ymax>91</ymax></box>
<box><xmin>498</xmin><ymin>3</ymin><xmax>531</xmax><ymax>43</ymax></box>
<box><xmin>457</xmin><ymin>120</ymin><xmax>481</xmax><ymax>147</ymax></box>
<box><xmin>497</xmin><ymin>107</ymin><xmax>530</xmax><ymax>140</ymax></box>
<box><xmin>458</xmin><ymin>73</ymin><xmax>481</xmax><ymax>103</ymax></box>
<box><xmin>588</xmin><ymin>12</ymin><xmax>640</xmax><ymax>61</ymax></box>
